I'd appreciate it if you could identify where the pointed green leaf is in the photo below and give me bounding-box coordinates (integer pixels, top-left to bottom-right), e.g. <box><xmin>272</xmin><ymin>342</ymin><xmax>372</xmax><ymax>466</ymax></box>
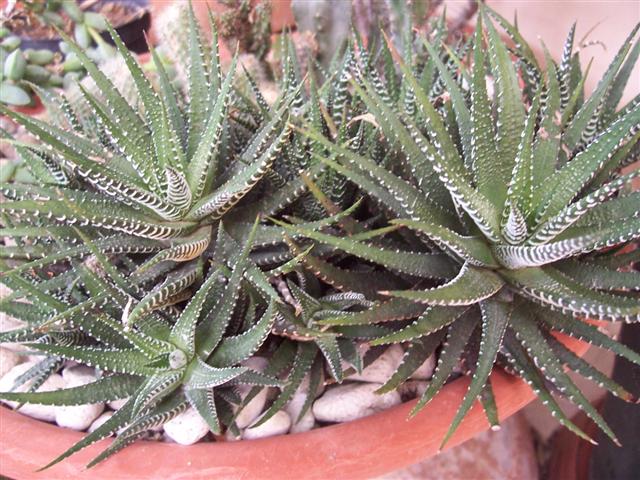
<box><xmin>440</xmin><ymin>299</ymin><xmax>511</xmax><ymax>447</ymax></box>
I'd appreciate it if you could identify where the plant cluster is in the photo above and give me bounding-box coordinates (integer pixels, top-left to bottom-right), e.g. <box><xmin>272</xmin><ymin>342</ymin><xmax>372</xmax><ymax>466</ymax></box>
<box><xmin>0</xmin><ymin>2</ymin><xmax>638</xmax><ymax>469</ymax></box>
<box><xmin>1</xmin><ymin>30</ymin><xmax>61</xmax><ymax>106</ymax></box>
<box><xmin>1</xmin><ymin>0</ymin><xmax>115</xmax><ymax>106</ymax></box>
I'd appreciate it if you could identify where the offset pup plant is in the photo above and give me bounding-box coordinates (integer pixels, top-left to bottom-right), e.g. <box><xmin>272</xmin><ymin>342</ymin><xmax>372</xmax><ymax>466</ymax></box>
<box><xmin>0</xmin><ymin>1</ymin><xmax>638</xmax><ymax>471</ymax></box>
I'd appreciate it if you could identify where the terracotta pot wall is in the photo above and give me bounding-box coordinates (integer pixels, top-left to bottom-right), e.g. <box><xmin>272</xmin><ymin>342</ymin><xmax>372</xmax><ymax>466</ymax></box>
<box><xmin>0</xmin><ymin>335</ymin><xmax>589</xmax><ymax>479</ymax></box>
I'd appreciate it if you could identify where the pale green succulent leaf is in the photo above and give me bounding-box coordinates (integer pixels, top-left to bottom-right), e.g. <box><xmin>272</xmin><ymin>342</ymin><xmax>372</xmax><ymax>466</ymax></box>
<box><xmin>504</xmin><ymin>90</ymin><xmax>540</xmax><ymax>223</ymax></box>
<box><xmin>563</xmin><ymin>24</ymin><xmax>639</xmax><ymax>150</ymax></box>
<box><xmin>54</xmin><ymin>28</ymin><xmax>150</xmax><ymax>157</ymax></box>
<box><xmin>588</xmin><ymin>131</ymin><xmax>639</xmax><ymax>191</ymax></box>
<box><xmin>384</xmin><ymin>263</ymin><xmax>504</xmax><ymax>306</ymax></box>
<box><xmin>409</xmin><ymin>311</ymin><xmax>477</xmax><ymax>415</ymax></box>
<box><xmin>104</xmin><ymin>22</ymin><xmax>169</xmax><ymax>180</ymax></box>
<box><xmin>380</xmin><ymin>33</ymin><xmax>467</xmax><ymax>207</ymax></box>
<box><xmin>440</xmin><ymin>299</ymin><xmax>511</xmax><ymax>447</ymax></box>
<box><xmin>603</xmin><ymin>35</ymin><xmax>640</xmax><ymax>122</ymax></box>
<box><xmin>569</xmin><ymin>191</ymin><xmax>640</xmax><ymax>231</ymax></box>
<box><xmin>1</xmin><ymin>233</ymin><xmax>161</xmax><ymax>278</ymax></box>
<box><xmin>496</xmin><ymin>216</ymin><xmax>640</xmax><ymax>269</ymax></box>
<box><xmin>86</xmin><ymin>393</ymin><xmax>188</xmax><ymax>468</ymax></box>
<box><xmin>318</xmin><ymin>297</ymin><xmax>426</xmax><ymax>327</ymax></box>
<box><xmin>536</xmin><ymin>104</ymin><xmax>640</xmax><ymax>224</ymax></box>
<box><xmin>422</xmin><ymin>39</ymin><xmax>472</xmax><ymax>159</ymax></box>
<box><xmin>510</xmin><ymin>307</ymin><xmax>619</xmax><ymax>445</ymax></box>
<box><xmin>506</xmin><ymin>267</ymin><xmax>640</xmax><ymax>321</ymax></box>
<box><xmin>479</xmin><ymin>381</ymin><xmax>500</xmax><ymax>430</ymax></box>
<box><xmin>250</xmin><ymin>342</ymin><xmax>316</xmax><ymax>428</ymax></box>
<box><xmin>540</xmin><ymin>309</ymin><xmax>640</xmax><ymax>365</ymax></box>
<box><xmin>301</xmin><ymin>128</ymin><xmax>451</xmax><ymax>226</ymax></box>
<box><xmin>287</xmin><ymin>240</ymin><xmax>402</xmax><ymax>301</ymax></box>
<box><xmin>185</xmin><ymin>387</ymin><xmax>221</xmax><ymax>434</ymax></box>
<box><xmin>209</xmin><ymin>300</ymin><xmax>276</xmax><ymax>367</ymax></box>
<box><xmin>186</xmin><ymin>54</ymin><xmax>237</xmax><ymax>200</ymax></box>
<box><xmin>190</xmin><ymin>121</ymin><xmax>290</xmax><ymax>220</ymax></box>
<box><xmin>503</xmin><ymin>332</ymin><xmax>594</xmax><ymax>443</ymax></box>
<box><xmin>296</xmin><ymin>359</ymin><xmax>323</xmax><ymax>423</ymax></box>
<box><xmin>531</xmin><ymin>46</ymin><xmax>562</xmax><ymax>188</ymax></box>
<box><xmin>370</xmin><ymin>306</ymin><xmax>468</xmax><ymax>345</ymax></box>
<box><xmin>197</xmin><ymin>224</ymin><xmax>257</xmax><ymax>357</ymax></box>
<box><xmin>147</xmin><ymin>42</ymin><xmax>185</xmax><ymax>140</ymax></box>
<box><xmin>469</xmin><ymin>18</ymin><xmax>499</xmax><ymax>199</ymax></box>
<box><xmin>376</xmin><ymin>332</ymin><xmax>445</xmax><ymax>394</ymax></box>
<box><xmin>483</xmin><ymin>12</ymin><xmax>526</xmax><ymax>207</ymax></box>
<box><xmin>24</xmin><ymin>343</ymin><xmax>159</xmax><ymax>376</ymax></box>
<box><xmin>38</xmin><ymin>399</ymin><xmax>136</xmax><ymax>470</ymax></box>
<box><xmin>171</xmin><ymin>267</ymin><xmax>224</xmax><ymax>357</ymax></box>
<box><xmin>547</xmin><ymin>335</ymin><xmax>636</xmax><ymax>402</ymax></box>
<box><xmin>0</xmin><ymin>375</ymin><xmax>142</xmax><ymax>406</ymax></box>
<box><xmin>185</xmin><ymin>4</ymin><xmax>211</xmax><ymax>158</ymax></box>
<box><xmin>529</xmin><ymin>171</ymin><xmax>638</xmax><ymax>245</ymax></box>
<box><xmin>316</xmin><ymin>334</ymin><xmax>343</xmax><ymax>382</ymax></box>
<box><xmin>129</xmin><ymin>261</ymin><xmax>200</xmax><ymax>325</ymax></box>
<box><xmin>131</xmin><ymin>370</ymin><xmax>184</xmax><ymax>418</ymax></box>
<box><xmin>274</xmin><ymin>221</ymin><xmax>456</xmax><ymax>279</ymax></box>
<box><xmin>184</xmin><ymin>358</ymin><xmax>247</xmax><ymax>389</ymax></box>
<box><xmin>560</xmin><ymin>57</ymin><xmax>593</xmax><ymax>128</ymax></box>
<box><xmin>391</xmin><ymin>218</ymin><xmax>499</xmax><ymax>267</ymax></box>
<box><xmin>484</xmin><ymin>5</ymin><xmax>539</xmax><ymax>70</ymax></box>
<box><xmin>555</xmin><ymin>260</ymin><xmax>640</xmax><ymax>291</ymax></box>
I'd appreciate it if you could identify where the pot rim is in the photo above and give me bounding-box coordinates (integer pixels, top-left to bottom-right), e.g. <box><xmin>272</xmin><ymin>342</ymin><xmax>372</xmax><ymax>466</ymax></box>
<box><xmin>0</xmin><ymin>333</ymin><xmax>589</xmax><ymax>480</ymax></box>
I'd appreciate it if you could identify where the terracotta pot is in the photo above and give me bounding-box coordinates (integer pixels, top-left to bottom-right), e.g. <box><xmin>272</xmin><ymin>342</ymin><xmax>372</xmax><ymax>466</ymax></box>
<box><xmin>1</xmin><ymin>333</ymin><xmax>588</xmax><ymax>480</ymax></box>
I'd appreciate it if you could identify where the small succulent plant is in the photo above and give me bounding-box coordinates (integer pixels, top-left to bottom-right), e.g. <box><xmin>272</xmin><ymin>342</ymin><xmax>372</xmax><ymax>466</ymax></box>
<box><xmin>0</xmin><ymin>31</ymin><xmax>62</xmax><ymax>106</ymax></box>
<box><xmin>289</xmin><ymin>5</ymin><xmax>640</xmax><ymax>446</ymax></box>
<box><xmin>1</xmin><ymin>0</ymin><xmax>116</xmax><ymax>106</ymax></box>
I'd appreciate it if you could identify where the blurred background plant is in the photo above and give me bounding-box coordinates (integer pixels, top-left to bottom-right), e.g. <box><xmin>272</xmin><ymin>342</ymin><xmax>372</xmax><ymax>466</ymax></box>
<box><xmin>0</xmin><ymin>0</ymin><xmax>152</xmax><ymax>106</ymax></box>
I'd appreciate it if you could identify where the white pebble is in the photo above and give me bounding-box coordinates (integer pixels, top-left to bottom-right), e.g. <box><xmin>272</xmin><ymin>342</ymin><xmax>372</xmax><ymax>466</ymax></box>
<box><xmin>163</xmin><ymin>407</ymin><xmax>210</xmax><ymax>445</ymax></box>
<box><xmin>88</xmin><ymin>411</ymin><xmax>114</xmax><ymax>433</ymax></box>
<box><xmin>0</xmin><ymin>362</ymin><xmax>64</xmax><ymax>422</ymax></box>
<box><xmin>56</xmin><ymin>365</ymin><xmax>104</xmax><ymax>430</ymax></box>
<box><xmin>289</xmin><ymin>408</ymin><xmax>315</xmax><ymax>433</ymax></box>
<box><xmin>348</xmin><ymin>345</ymin><xmax>404</xmax><ymax>383</ymax></box>
<box><xmin>56</xmin><ymin>403</ymin><xmax>104</xmax><ymax>431</ymax></box>
<box><xmin>0</xmin><ymin>347</ymin><xmax>21</xmax><ymax>377</ymax></box>
<box><xmin>313</xmin><ymin>383</ymin><xmax>401</xmax><ymax>423</ymax></box>
<box><xmin>235</xmin><ymin>386</ymin><xmax>270</xmax><ymax>429</ymax></box>
<box><xmin>411</xmin><ymin>354</ymin><xmax>436</xmax><ymax>380</ymax></box>
<box><xmin>284</xmin><ymin>372</ymin><xmax>323</xmax><ymax>433</ymax></box>
<box><xmin>242</xmin><ymin>411</ymin><xmax>291</xmax><ymax>440</ymax></box>
<box><xmin>62</xmin><ymin>365</ymin><xmax>98</xmax><ymax>386</ymax></box>
<box><xmin>232</xmin><ymin>356</ymin><xmax>273</xmax><ymax>428</ymax></box>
